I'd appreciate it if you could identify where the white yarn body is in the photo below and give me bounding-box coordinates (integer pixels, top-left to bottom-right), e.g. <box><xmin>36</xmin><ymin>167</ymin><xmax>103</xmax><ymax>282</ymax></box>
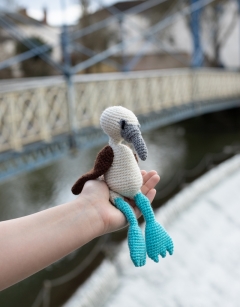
<box><xmin>101</xmin><ymin>106</ymin><xmax>143</xmax><ymax>200</ymax></box>
<box><xmin>104</xmin><ymin>141</ymin><xmax>142</xmax><ymax>199</ymax></box>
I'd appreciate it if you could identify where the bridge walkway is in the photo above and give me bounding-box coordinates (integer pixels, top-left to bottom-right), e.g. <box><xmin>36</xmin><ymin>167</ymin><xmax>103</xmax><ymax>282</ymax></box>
<box><xmin>0</xmin><ymin>69</ymin><xmax>240</xmax><ymax>182</ymax></box>
<box><xmin>1</xmin><ymin>69</ymin><xmax>240</xmax><ymax>154</ymax></box>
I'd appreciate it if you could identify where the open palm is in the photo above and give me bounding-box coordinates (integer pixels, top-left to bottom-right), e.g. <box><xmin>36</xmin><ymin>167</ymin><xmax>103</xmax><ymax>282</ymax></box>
<box><xmin>80</xmin><ymin>170</ymin><xmax>160</xmax><ymax>234</ymax></box>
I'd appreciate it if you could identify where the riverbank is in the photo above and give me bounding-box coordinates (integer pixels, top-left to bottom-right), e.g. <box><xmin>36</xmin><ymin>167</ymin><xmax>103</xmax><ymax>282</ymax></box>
<box><xmin>64</xmin><ymin>154</ymin><xmax>240</xmax><ymax>307</ymax></box>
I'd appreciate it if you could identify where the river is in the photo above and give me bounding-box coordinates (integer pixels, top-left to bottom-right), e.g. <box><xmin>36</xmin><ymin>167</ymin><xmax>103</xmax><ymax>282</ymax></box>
<box><xmin>0</xmin><ymin>107</ymin><xmax>239</xmax><ymax>307</ymax></box>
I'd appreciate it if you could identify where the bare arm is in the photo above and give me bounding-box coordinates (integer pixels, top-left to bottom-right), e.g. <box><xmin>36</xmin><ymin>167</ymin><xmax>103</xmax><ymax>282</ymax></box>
<box><xmin>0</xmin><ymin>170</ymin><xmax>160</xmax><ymax>290</ymax></box>
<box><xmin>0</xmin><ymin>196</ymin><xmax>103</xmax><ymax>291</ymax></box>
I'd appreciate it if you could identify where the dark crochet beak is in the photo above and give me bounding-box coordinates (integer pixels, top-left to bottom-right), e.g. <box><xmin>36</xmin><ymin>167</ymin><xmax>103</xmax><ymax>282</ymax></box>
<box><xmin>120</xmin><ymin>120</ymin><xmax>148</xmax><ymax>161</ymax></box>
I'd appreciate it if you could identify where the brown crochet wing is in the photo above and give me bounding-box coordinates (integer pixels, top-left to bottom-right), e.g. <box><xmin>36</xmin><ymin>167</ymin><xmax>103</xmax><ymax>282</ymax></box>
<box><xmin>71</xmin><ymin>145</ymin><xmax>114</xmax><ymax>195</ymax></box>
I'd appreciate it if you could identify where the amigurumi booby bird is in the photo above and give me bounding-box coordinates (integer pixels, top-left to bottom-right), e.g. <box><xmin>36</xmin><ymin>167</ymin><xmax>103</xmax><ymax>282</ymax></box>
<box><xmin>71</xmin><ymin>106</ymin><xmax>174</xmax><ymax>267</ymax></box>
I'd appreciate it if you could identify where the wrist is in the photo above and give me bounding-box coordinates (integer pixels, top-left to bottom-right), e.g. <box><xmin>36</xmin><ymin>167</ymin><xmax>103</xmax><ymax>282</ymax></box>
<box><xmin>71</xmin><ymin>194</ymin><xmax>106</xmax><ymax>238</ymax></box>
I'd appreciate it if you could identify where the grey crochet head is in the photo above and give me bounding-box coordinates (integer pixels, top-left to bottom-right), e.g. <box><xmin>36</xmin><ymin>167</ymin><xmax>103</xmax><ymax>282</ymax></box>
<box><xmin>100</xmin><ymin>106</ymin><xmax>148</xmax><ymax>161</ymax></box>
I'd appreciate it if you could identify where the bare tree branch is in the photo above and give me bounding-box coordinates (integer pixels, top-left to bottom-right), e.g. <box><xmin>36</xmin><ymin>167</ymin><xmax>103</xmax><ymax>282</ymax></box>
<box><xmin>217</xmin><ymin>5</ymin><xmax>238</xmax><ymax>48</ymax></box>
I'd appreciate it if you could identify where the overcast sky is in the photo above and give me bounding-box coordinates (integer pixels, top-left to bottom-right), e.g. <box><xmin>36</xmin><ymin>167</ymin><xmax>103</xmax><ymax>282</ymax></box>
<box><xmin>1</xmin><ymin>0</ymin><xmax>120</xmax><ymax>26</ymax></box>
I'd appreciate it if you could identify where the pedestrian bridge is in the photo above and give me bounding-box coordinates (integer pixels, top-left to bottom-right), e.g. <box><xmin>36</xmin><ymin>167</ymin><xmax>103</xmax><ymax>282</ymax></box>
<box><xmin>0</xmin><ymin>68</ymin><xmax>240</xmax><ymax>181</ymax></box>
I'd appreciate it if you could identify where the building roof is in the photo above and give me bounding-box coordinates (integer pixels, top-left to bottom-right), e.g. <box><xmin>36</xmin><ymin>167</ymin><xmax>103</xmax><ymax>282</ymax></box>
<box><xmin>3</xmin><ymin>9</ymin><xmax>47</xmax><ymax>27</ymax></box>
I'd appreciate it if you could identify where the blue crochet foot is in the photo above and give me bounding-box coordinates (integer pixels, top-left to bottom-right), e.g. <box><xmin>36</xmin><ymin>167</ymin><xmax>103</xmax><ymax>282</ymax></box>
<box><xmin>114</xmin><ymin>197</ymin><xmax>146</xmax><ymax>267</ymax></box>
<box><xmin>134</xmin><ymin>192</ymin><xmax>174</xmax><ymax>263</ymax></box>
<box><xmin>128</xmin><ymin>224</ymin><xmax>146</xmax><ymax>267</ymax></box>
<box><xmin>145</xmin><ymin>220</ymin><xmax>174</xmax><ymax>262</ymax></box>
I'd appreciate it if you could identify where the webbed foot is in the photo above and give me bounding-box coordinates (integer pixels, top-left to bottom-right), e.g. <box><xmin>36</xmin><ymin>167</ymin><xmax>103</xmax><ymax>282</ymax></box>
<box><xmin>134</xmin><ymin>192</ymin><xmax>174</xmax><ymax>263</ymax></box>
<box><xmin>145</xmin><ymin>220</ymin><xmax>174</xmax><ymax>262</ymax></box>
<box><xmin>114</xmin><ymin>197</ymin><xmax>146</xmax><ymax>267</ymax></box>
<box><xmin>128</xmin><ymin>224</ymin><xmax>146</xmax><ymax>267</ymax></box>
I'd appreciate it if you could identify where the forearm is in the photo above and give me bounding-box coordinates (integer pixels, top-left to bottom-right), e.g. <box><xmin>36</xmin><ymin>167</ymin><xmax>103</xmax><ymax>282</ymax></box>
<box><xmin>0</xmin><ymin>196</ymin><xmax>104</xmax><ymax>290</ymax></box>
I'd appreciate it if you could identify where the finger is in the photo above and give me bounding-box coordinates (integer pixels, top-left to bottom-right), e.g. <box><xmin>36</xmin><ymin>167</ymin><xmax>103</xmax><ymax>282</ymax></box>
<box><xmin>133</xmin><ymin>206</ymin><xmax>142</xmax><ymax>219</ymax></box>
<box><xmin>141</xmin><ymin>174</ymin><xmax>160</xmax><ymax>195</ymax></box>
<box><xmin>141</xmin><ymin>170</ymin><xmax>147</xmax><ymax>176</ymax></box>
<box><xmin>142</xmin><ymin>170</ymin><xmax>158</xmax><ymax>185</ymax></box>
<box><xmin>125</xmin><ymin>198</ymin><xmax>142</xmax><ymax>219</ymax></box>
<box><xmin>145</xmin><ymin>188</ymin><xmax>157</xmax><ymax>203</ymax></box>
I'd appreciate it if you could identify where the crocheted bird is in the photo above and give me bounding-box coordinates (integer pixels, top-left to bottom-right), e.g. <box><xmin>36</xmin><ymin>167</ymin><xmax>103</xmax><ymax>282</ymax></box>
<box><xmin>72</xmin><ymin>106</ymin><xmax>174</xmax><ymax>267</ymax></box>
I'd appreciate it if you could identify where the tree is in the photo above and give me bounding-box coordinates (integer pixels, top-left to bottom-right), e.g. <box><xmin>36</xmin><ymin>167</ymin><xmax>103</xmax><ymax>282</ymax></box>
<box><xmin>15</xmin><ymin>37</ymin><xmax>54</xmax><ymax>77</ymax></box>
<box><xmin>201</xmin><ymin>0</ymin><xmax>238</xmax><ymax>67</ymax></box>
<box><xmin>140</xmin><ymin>0</ymin><xmax>239</xmax><ymax>68</ymax></box>
<box><xmin>183</xmin><ymin>0</ymin><xmax>238</xmax><ymax>67</ymax></box>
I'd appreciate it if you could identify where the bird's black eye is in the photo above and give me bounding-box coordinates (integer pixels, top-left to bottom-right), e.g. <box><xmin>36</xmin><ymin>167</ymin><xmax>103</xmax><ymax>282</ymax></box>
<box><xmin>121</xmin><ymin>120</ymin><xmax>126</xmax><ymax>130</ymax></box>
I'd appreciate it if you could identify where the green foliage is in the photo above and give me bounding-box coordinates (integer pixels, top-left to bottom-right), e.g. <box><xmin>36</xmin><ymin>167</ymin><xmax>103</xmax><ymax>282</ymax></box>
<box><xmin>15</xmin><ymin>36</ymin><xmax>54</xmax><ymax>77</ymax></box>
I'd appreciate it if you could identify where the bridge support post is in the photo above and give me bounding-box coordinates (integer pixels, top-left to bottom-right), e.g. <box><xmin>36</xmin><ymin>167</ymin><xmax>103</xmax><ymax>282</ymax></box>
<box><xmin>118</xmin><ymin>15</ymin><xmax>127</xmax><ymax>72</ymax></box>
<box><xmin>66</xmin><ymin>75</ymin><xmax>78</xmax><ymax>148</ymax></box>
<box><xmin>190</xmin><ymin>0</ymin><xmax>203</xmax><ymax>67</ymax></box>
<box><xmin>61</xmin><ymin>23</ymin><xmax>78</xmax><ymax>149</ymax></box>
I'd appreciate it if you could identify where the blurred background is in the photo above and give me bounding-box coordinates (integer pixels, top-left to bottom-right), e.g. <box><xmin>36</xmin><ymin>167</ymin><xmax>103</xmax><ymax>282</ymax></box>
<box><xmin>0</xmin><ymin>0</ymin><xmax>240</xmax><ymax>306</ymax></box>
